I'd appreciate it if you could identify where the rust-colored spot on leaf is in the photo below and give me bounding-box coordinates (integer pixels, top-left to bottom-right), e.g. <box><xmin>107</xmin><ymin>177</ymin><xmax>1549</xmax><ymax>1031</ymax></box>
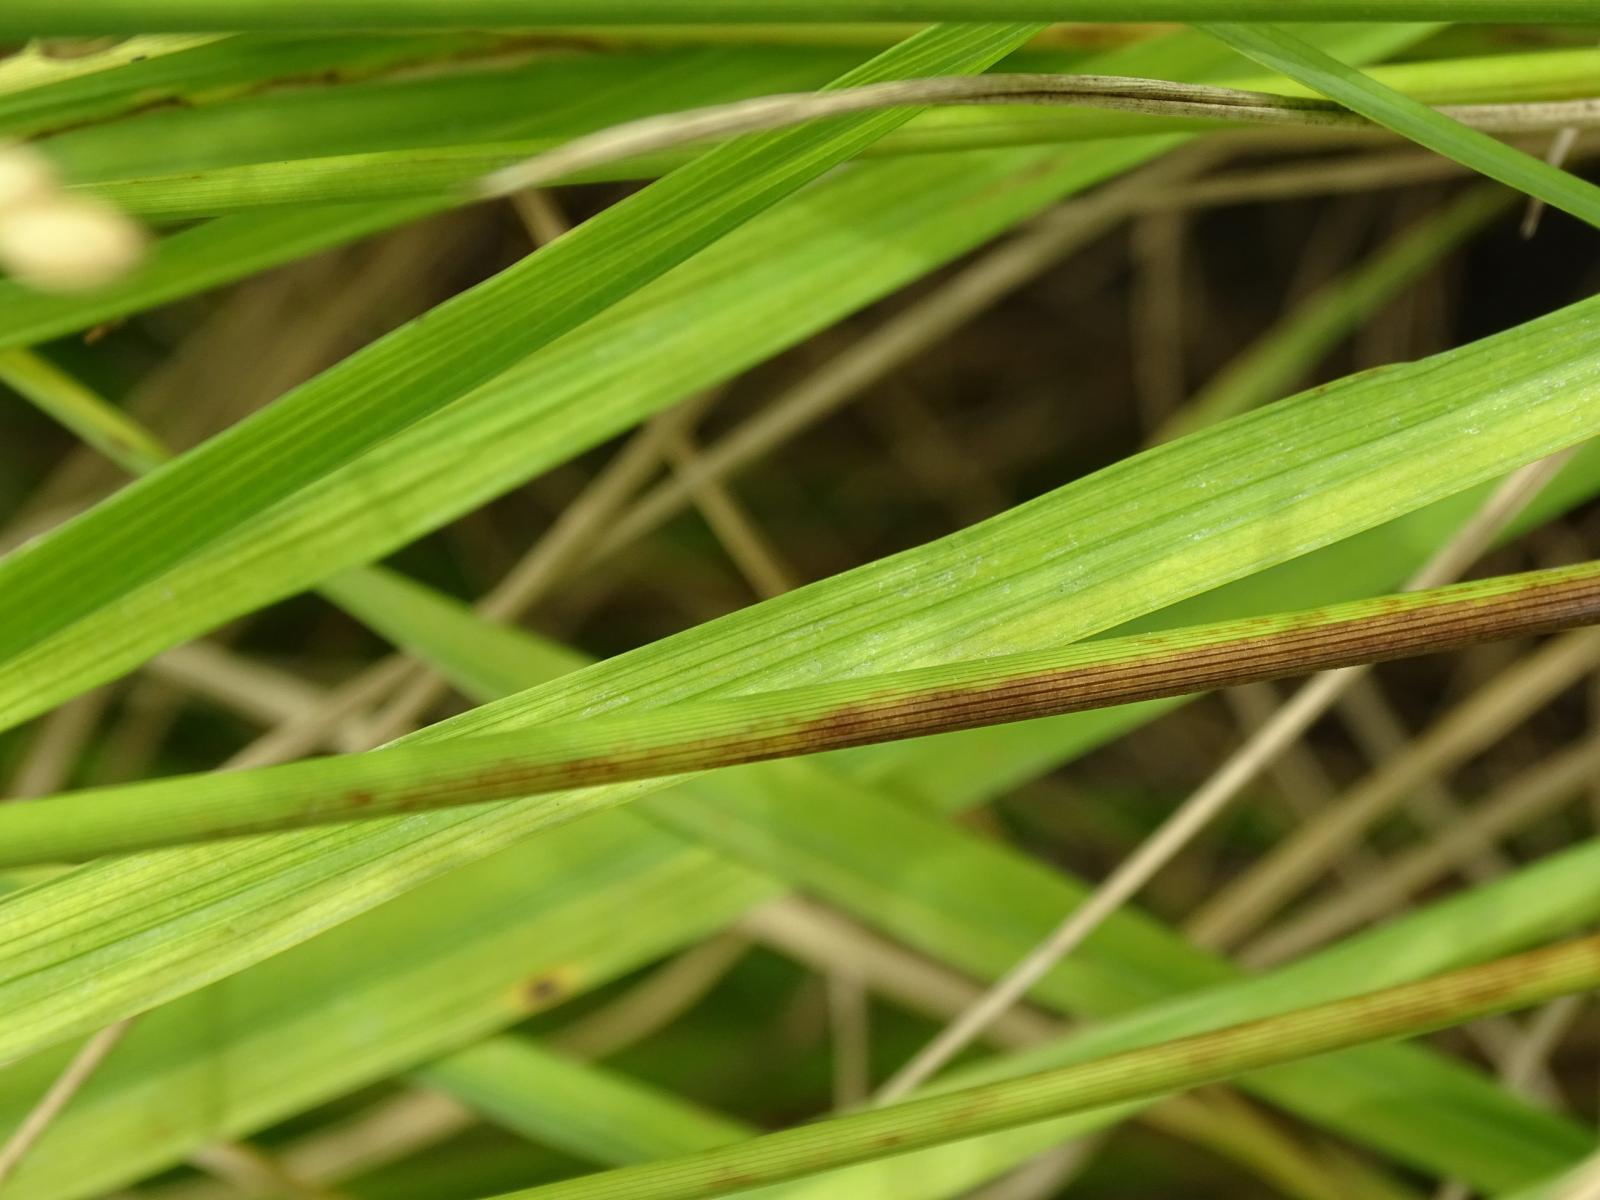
<box><xmin>517</xmin><ymin>964</ymin><xmax>581</xmax><ymax>1012</ymax></box>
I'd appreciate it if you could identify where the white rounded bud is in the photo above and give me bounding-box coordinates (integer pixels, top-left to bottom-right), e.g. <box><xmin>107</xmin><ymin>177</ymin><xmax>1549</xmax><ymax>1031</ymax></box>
<box><xmin>0</xmin><ymin>196</ymin><xmax>147</xmax><ymax>292</ymax></box>
<box><xmin>0</xmin><ymin>142</ymin><xmax>60</xmax><ymax>210</ymax></box>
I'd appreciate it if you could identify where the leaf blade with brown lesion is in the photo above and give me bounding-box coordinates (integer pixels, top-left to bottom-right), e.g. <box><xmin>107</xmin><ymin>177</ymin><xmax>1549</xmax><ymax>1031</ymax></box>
<box><xmin>2</xmin><ymin>559</ymin><xmax>1595</xmax><ymax>867</ymax></box>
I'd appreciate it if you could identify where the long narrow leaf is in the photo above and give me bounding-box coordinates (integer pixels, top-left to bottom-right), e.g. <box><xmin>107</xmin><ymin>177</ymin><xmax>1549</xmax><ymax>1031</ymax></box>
<box><xmin>0</xmin><ymin>46</ymin><xmax>866</xmax><ymax>343</ymax></box>
<box><xmin>0</xmin><ymin>1</ymin><xmax>1593</xmax><ymax>34</ymax></box>
<box><xmin>507</xmin><ymin>935</ymin><xmax>1600</xmax><ymax>1200</ymax></box>
<box><xmin>0</xmin><ymin>32</ymin><xmax>501</xmax><ymax>137</ymax></box>
<box><xmin>0</xmin><ymin>25</ymin><xmax>1422</xmax><ymax>726</ymax></box>
<box><xmin>0</xmin><ymin>20</ymin><xmax>1040</xmax><ymax>725</ymax></box>
<box><xmin>9</xmin><ymin>540</ymin><xmax>1596</xmax><ymax>1196</ymax></box>
<box><xmin>0</xmin><ymin>201</ymin><xmax>445</xmax><ymax>350</ymax></box>
<box><xmin>61</xmin><ymin>46</ymin><xmax>1600</xmax><ymax>221</ymax></box>
<box><xmin>418</xmin><ymin>1036</ymin><xmax>1185</xmax><ymax>1200</ymax></box>
<box><xmin>0</xmin><ymin>284</ymin><xmax>1594</xmax><ymax>1064</ymax></box>
<box><xmin>1200</xmin><ymin>23</ymin><xmax>1600</xmax><ymax>226</ymax></box>
<box><xmin>3</xmin><ymin>561</ymin><xmax>1595</xmax><ymax>863</ymax></box>
<box><xmin>19</xmin><ymin>392</ymin><xmax>1589</xmax><ymax>1194</ymax></box>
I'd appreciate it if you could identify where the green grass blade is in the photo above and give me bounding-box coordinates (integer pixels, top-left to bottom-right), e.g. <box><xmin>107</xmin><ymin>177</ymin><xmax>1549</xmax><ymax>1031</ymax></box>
<box><xmin>61</xmin><ymin>44</ymin><xmax>1600</xmax><ymax>220</ymax></box>
<box><xmin>134</xmin><ymin>477</ymin><xmax>1600</xmax><ymax>1196</ymax></box>
<box><xmin>0</xmin><ymin>1</ymin><xmax>1594</xmax><ymax>33</ymax></box>
<box><xmin>505</xmin><ymin>936</ymin><xmax>1600</xmax><ymax>1200</ymax></box>
<box><xmin>332</xmin><ymin>565</ymin><xmax>1600</xmax><ymax>1194</ymax></box>
<box><xmin>0</xmin><ymin>138</ymin><xmax>1173</xmax><ymax>726</ymax></box>
<box><xmin>0</xmin><ymin>19</ymin><xmax>1040</xmax><ymax>712</ymax></box>
<box><xmin>0</xmin><ymin>46</ymin><xmax>874</xmax><ymax>344</ymax></box>
<box><xmin>419</xmin><ymin>1037</ymin><xmax>749</xmax><ymax>1165</ymax></box>
<box><xmin>4</xmin><ymin>562</ymin><xmax>1595</xmax><ymax>863</ymax></box>
<box><xmin>856</xmin><ymin>441</ymin><xmax>1600</xmax><ymax>800</ymax></box>
<box><xmin>0</xmin><ymin>349</ymin><xmax>169</xmax><ymax>473</ymax></box>
<box><xmin>1160</xmin><ymin>184</ymin><xmax>1511</xmax><ymax>440</ymax></box>
<box><xmin>419</xmin><ymin>1034</ymin><xmax>1157</xmax><ymax>1199</ymax></box>
<box><xmin>0</xmin><ymin>32</ymin><xmax>490</xmax><ymax>138</ymax></box>
<box><xmin>0</xmin><ymin>44</ymin><xmax>1536</xmax><ymax>1196</ymax></box>
<box><xmin>783</xmin><ymin>785</ymin><xmax>1600</xmax><ymax>1180</ymax></box>
<box><xmin>59</xmin><ymin>45</ymin><xmax>854</xmax><ymax>167</ymax></box>
<box><xmin>1200</xmin><ymin>23</ymin><xmax>1600</xmax><ymax>227</ymax></box>
<box><xmin>40</xmin><ymin>44</ymin><xmax>860</xmax><ymax>191</ymax></box>
<box><xmin>8</xmin><ymin>538</ymin><xmax>1596</xmax><ymax>1196</ymax></box>
<box><xmin>2</xmin><ymin>16</ymin><xmax>1595</xmax><ymax>1200</ymax></box>
<box><xmin>0</xmin><ymin>24</ymin><xmax>1422</xmax><ymax>729</ymax></box>
<box><xmin>0</xmin><ymin>201</ymin><xmax>445</xmax><ymax>350</ymax></box>
<box><xmin>0</xmin><ymin>284</ymin><xmax>1594</xmax><ymax>1065</ymax></box>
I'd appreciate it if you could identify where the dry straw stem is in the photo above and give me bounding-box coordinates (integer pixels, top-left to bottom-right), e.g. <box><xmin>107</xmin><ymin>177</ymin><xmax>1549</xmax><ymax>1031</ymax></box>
<box><xmin>967</xmin><ymin>1141</ymin><xmax>1101</xmax><ymax>1200</ymax></box>
<box><xmin>141</xmin><ymin>1092</ymin><xmax>477</xmax><ymax>1200</ymax></box>
<box><xmin>2</xmin><ymin>560</ymin><xmax>1597</xmax><ymax>867</ymax></box>
<box><xmin>477</xmin><ymin>75</ymin><xmax>1600</xmax><ymax>195</ymax></box>
<box><xmin>0</xmin><ymin>1019</ymin><xmax>134</xmax><ymax>1187</ymax></box>
<box><xmin>149</xmin><ymin>642</ymin><xmax>331</xmax><ymax>729</ymax></box>
<box><xmin>335</xmin><ymin>397</ymin><xmax>714</xmax><ymax>754</ymax></box>
<box><xmin>577</xmin><ymin>147</ymin><xmax>1216</xmax><ymax>572</ymax></box>
<box><xmin>746</xmin><ymin>900</ymin><xmax>1397</xmax><ymax>1200</ymax></box>
<box><xmin>549</xmin><ymin>933</ymin><xmax>752</xmax><ymax>1061</ymax></box>
<box><xmin>184</xmin><ymin>1142</ymin><xmax>338</xmax><ymax>1200</ymax></box>
<box><xmin>1334</xmin><ymin>676</ymin><xmax>1506</xmax><ymax>882</ymax></box>
<box><xmin>1487</xmin><ymin>993</ymin><xmax>1587</xmax><ymax>1111</ymax></box>
<box><xmin>5</xmin><ymin>687</ymin><xmax>113</xmax><ymax>798</ymax></box>
<box><xmin>1554</xmin><ymin>1148</ymin><xmax>1600</xmax><ymax>1200</ymax></box>
<box><xmin>267</xmin><ymin>153</ymin><xmax>1198</xmax><ymax>758</ymax></box>
<box><xmin>504</xmin><ymin>932</ymin><xmax>1600</xmax><ymax>1200</ymax></box>
<box><xmin>873</xmin><ymin>449</ymin><xmax>1578</xmax><ymax>1103</ymax></box>
<box><xmin>1520</xmin><ymin>126</ymin><xmax>1582</xmax><ymax>237</ymax></box>
<box><xmin>1242</xmin><ymin>737</ymin><xmax>1600</xmax><ymax>967</ymax></box>
<box><xmin>1433</xmin><ymin>986</ymin><xmax>1588</xmax><ymax>1200</ymax></box>
<box><xmin>562</xmin><ymin>153</ymin><xmax>1586</xmax><ymax>593</ymax></box>
<box><xmin>1189</xmin><ymin>625</ymin><xmax>1600</xmax><ymax>949</ymax></box>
